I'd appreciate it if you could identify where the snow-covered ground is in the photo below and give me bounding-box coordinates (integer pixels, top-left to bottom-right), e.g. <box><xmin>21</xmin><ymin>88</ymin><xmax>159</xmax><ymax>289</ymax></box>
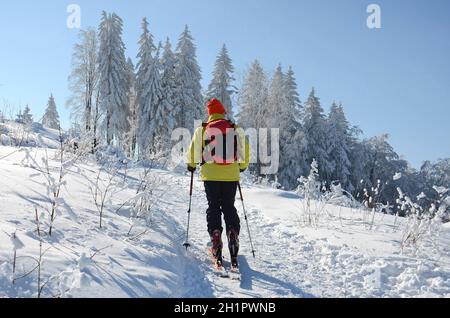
<box><xmin>1</xmin><ymin>124</ymin><xmax>450</xmax><ymax>298</ymax></box>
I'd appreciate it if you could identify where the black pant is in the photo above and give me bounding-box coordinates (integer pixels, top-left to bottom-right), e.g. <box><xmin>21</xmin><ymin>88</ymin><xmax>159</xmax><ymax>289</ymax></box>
<box><xmin>204</xmin><ymin>181</ymin><xmax>240</xmax><ymax>236</ymax></box>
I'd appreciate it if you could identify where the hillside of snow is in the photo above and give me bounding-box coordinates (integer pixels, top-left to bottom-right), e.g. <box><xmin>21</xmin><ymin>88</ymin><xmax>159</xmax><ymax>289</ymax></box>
<box><xmin>0</xmin><ymin>121</ymin><xmax>61</xmax><ymax>149</ymax></box>
<box><xmin>1</xmin><ymin>124</ymin><xmax>450</xmax><ymax>298</ymax></box>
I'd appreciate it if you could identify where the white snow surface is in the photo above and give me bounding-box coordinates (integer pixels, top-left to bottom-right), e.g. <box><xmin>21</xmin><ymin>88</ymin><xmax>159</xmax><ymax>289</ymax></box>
<box><xmin>1</xmin><ymin>128</ymin><xmax>450</xmax><ymax>298</ymax></box>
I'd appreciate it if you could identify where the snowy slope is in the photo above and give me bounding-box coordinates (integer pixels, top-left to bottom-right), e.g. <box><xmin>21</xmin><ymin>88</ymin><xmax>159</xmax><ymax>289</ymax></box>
<box><xmin>242</xmin><ymin>187</ymin><xmax>450</xmax><ymax>297</ymax></box>
<box><xmin>0</xmin><ymin>146</ymin><xmax>189</xmax><ymax>297</ymax></box>
<box><xmin>0</xmin><ymin>121</ymin><xmax>61</xmax><ymax>149</ymax></box>
<box><xmin>1</xmin><ymin>135</ymin><xmax>450</xmax><ymax>298</ymax></box>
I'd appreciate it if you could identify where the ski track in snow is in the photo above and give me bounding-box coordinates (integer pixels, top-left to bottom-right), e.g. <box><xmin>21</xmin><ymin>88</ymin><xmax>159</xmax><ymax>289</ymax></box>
<box><xmin>170</xmin><ymin>175</ymin><xmax>450</xmax><ymax>298</ymax></box>
<box><xmin>174</xmin><ymin>177</ymin><xmax>310</xmax><ymax>298</ymax></box>
<box><xmin>170</xmin><ymin>177</ymin><xmax>307</xmax><ymax>298</ymax></box>
<box><xmin>1</xmin><ymin>136</ymin><xmax>450</xmax><ymax>298</ymax></box>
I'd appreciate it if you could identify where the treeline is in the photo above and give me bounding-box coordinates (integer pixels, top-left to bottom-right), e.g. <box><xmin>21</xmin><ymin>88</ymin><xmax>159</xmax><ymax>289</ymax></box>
<box><xmin>238</xmin><ymin>61</ymin><xmax>450</xmax><ymax>209</ymax></box>
<box><xmin>67</xmin><ymin>13</ymin><xmax>204</xmax><ymax>159</ymax></box>
<box><xmin>65</xmin><ymin>11</ymin><xmax>449</xmax><ymax>211</ymax></box>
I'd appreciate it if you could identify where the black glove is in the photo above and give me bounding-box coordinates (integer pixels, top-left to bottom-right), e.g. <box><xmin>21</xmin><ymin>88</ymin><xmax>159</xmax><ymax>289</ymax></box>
<box><xmin>187</xmin><ymin>165</ymin><xmax>196</xmax><ymax>173</ymax></box>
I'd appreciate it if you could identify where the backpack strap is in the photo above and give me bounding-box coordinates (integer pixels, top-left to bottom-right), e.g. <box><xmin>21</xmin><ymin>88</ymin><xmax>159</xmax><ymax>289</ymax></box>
<box><xmin>202</xmin><ymin>120</ymin><xmax>236</xmax><ymax>131</ymax></box>
<box><xmin>200</xmin><ymin>123</ymin><xmax>207</xmax><ymax>166</ymax></box>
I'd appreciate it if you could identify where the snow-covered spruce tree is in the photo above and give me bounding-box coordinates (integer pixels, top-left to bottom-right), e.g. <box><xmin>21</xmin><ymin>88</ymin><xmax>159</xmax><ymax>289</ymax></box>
<box><xmin>174</xmin><ymin>25</ymin><xmax>204</xmax><ymax>131</ymax></box>
<box><xmin>285</xmin><ymin>66</ymin><xmax>303</xmax><ymax>123</ymax></box>
<box><xmin>206</xmin><ymin>44</ymin><xmax>237</xmax><ymax>120</ymax></box>
<box><xmin>267</xmin><ymin>65</ymin><xmax>303</xmax><ymax>189</ymax></box>
<box><xmin>347</xmin><ymin>135</ymin><xmax>417</xmax><ymax>213</ymax></box>
<box><xmin>238</xmin><ymin>60</ymin><xmax>269</xmax><ymax>130</ymax></box>
<box><xmin>67</xmin><ymin>28</ymin><xmax>99</xmax><ymax>137</ymax></box>
<box><xmin>237</xmin><ymin>60</ymin><xmax>269</xmax><ymax>176</ymax></box>
<box><xmin>126</xmin><ymin>58</ymin><xmax>138</xmax><ymax>157</ymax></box>
<box><xmin>98</xmin><ymin>12</ymin><xmax>130</xmax><ymax>147</ymax></box>
<box><xmin>326</xmin><ymin>102</ymin><xmax>352</xmax><ymax>190</ymax></box>
<box><xmin>136</xmin><ymin>18</ymin><xmax>163</xmax><ymax>158</ymax></box>
<box><xmin>21</xmin><ymin>105</ymin><xmax>33</xmax><ymax>126</ymax></box>
<box><xmin>42</xmin><ymin>94</ymin><xmax>60</xmax><ymax>129</ymax></box>
<box><xmin>265</xmin><ymin>65</ymin><xmax>288</xmax><ymax>181</ymax></box>
<box><xmin>302</xmin><ymin>88</ymin><xmax>331</xmax><ymax>183</ymax></box>
<box><xmin>358</xmin><ymin>134</ymin><xmax>409</xmax><ymax>206</ymax></box>
<box><xmin>366</xmin><ymin>135</ymin><xmax>403</xmax><ymax>186</ymax></box>
<box><xmin>285</xmin><ymin>66</ymin><xmax>308</xmax><ymax>185</ymax></box>
<box><xmin>350</xmin><ymin>134</ymin><xmax>412</xmax><ymax>210</ymax></box>
<box><xmin>160</xmin><ymin>37</ymin><xmax>179</xmax><ymax>134</ymax></box>
<box><xmin>419</xmin><ymin>159</ymin><xmax>450</xmax><ymax>204</ymax></box>
<box><xmin>160</xmin><ymin>38</ymin><xmax>177</xmax><ymax>110</ymax></box>
<box><xmin>12</xmin><ymin>106</ymin><xmax>33</xmax><ymax>146</ymax></box>
<box><xmin>151</xmin><ymin>43</ymin><xmax>177</xmax><ymax>160</ymax></box>
<box><xmin>266</xmin><ymin>65</ymin><xmax>288</xmax><ymax>127</ymax></box>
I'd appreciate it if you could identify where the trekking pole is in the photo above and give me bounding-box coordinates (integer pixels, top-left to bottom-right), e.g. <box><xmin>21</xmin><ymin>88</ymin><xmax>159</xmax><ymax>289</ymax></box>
<box><xmin>238</xmin><ymin>182</ymin><xmax>256</xmax><ymax>258</ymax></box>
<box><xmin>183</xmin><ymin>171</ymin><xmax>195</xmax><ymax>250</ymax></box>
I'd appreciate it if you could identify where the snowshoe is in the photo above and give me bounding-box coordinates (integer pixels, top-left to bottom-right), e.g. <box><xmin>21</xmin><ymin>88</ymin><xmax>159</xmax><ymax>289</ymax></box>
<box><xmin>227</xmin><ymin>229</ymin><xmax>240</xmax><ymax>259</ymax></box>
<box><xmin>229</xmin><ymin>257</ymin><xmax>241</xmax><ymax>280</ymax></box>
<box><xmin>208</xmin><ymin>247</ymin><xmax>228</xmax><ymax>277</ymax></box>
<box><xmin>209</xmin><ymin>230</ymin><xmax>228</xmax><ymax>278</ymax></box>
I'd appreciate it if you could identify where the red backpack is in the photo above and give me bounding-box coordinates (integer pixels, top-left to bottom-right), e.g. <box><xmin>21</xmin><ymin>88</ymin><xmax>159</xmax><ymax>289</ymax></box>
<box><xmin>202</xmin><ymin>119</ymin><xmax>238</xmax><ymax>165</ymax></box>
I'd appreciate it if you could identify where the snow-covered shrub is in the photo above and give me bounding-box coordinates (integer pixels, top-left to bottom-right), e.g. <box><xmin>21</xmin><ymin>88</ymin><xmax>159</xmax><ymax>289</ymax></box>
<box><xmin>356</xmin><ymin>180</ymin><xmax>386</xmax><ymax>229</ymax></box>
<box><xmin>433</xmin><ymin>186</ymin><xmax>450</xmax><ymax>221</ymax></box>
<box><xmin>21</xmin><ymin>129</ymin><xmax>78</xmax><ymax>236</ymax></box>
<box><xmin>324</xmin><ymin>182</ymin><xmax>360</xmax><ymax>208</ymax></box>
<box><xmin>296</xmin><ymin>159</ymin><xmax>321</xmax><ymax>200</ymax></box>
<box><xmin>8</xmin><ymin>231</ymin><xmax>25</xmax><ymax>284</ymax></box>
<box><xmin>64</xmin><ymin>130</ymin><xmax>97</xmax><ymax>158</ymax></box>
<box><xmin>0</xmin><ymin>123</ymin><xmax>7</xmax><ymax>145</ymax></box>
<box><xmin>86</xmin><ymin>161</ymin><xmax>120</xmax><ymax>229</ymax></box>
<box><xmin>254</xmin><ymin>175</ymin><xmax>282</xmax><ymax>189</ymax></box>
<box><xmin>271</xmin><ymin>177</ymin><xmax>282</xmax><ymax>190</ymax></box>
<box><xmin>1</xmin><ymin>121</ymin><xmax>32</xmax><ymax>147</ymax></box>
<box><xmin>11</xmin><ymin>215</ymin><xmax>98</xmax><ymax>298</ymax></box>
<box><xmin>139</xmin><ymin>144</ymin><xmax>172</xmax><ymax>171</ymax></box>
<box><xmin>296</xmin><ymin>159</ymin><xmax>327</xmax><ymax>227</ymax></box>
<box><xmin>95</xmin><ymin>145</ymin><xmax>130</xmax><ymax>167</ymax></box>
<box><xmin>362</xmin><ymin>180</ymin><xmax>382</xmax><ymax>210</ymax></box>
<box><xmin>399</xmin><ymin>186</ymin><xmax>449</xmax><ymax>256</ymax></box>
<box><xmin>125</xmin><ymin>169</ymin><xmax>166</xmax><ymax>236</ymax></box>
<box><xmin>8</xmin><ymin>212</ymin><xmax>51</xmax><ymax>298</ymax></box>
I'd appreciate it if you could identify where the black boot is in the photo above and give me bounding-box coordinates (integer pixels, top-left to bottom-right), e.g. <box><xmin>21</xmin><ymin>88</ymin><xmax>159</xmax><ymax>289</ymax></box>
<box><xmin>227</xmin><ymin>229</ymin><xmax>240</xmax><ymax>268</ymax></box>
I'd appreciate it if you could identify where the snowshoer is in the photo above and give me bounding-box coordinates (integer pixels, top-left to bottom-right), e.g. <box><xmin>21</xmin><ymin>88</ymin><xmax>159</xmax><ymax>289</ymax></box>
<box><xmin>187</xmin><ymin>98</ymin><xmax>250</xmax><ymax>271</ymax></box>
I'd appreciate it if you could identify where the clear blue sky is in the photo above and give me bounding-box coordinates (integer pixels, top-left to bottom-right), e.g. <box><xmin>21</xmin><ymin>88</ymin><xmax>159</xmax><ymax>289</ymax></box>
<box><xmin>0</xmin><ymin>0</ymin><xmax>449</xmax><ymax>168</ymax></box>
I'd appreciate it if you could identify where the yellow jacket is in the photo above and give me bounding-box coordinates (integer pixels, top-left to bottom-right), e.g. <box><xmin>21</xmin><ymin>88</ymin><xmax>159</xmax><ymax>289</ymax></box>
<box><xmin>187</xmin><ymin>114</ymin><xmax>250</xmax><ymax>182</ymax></box>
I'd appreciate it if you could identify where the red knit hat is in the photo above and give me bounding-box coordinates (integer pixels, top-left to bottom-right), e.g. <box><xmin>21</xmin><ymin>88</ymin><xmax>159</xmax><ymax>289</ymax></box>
<box><xmin>207</xmin><ymin>98</ymin><xmax>226</xmax><ymax>116</ymax></box>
